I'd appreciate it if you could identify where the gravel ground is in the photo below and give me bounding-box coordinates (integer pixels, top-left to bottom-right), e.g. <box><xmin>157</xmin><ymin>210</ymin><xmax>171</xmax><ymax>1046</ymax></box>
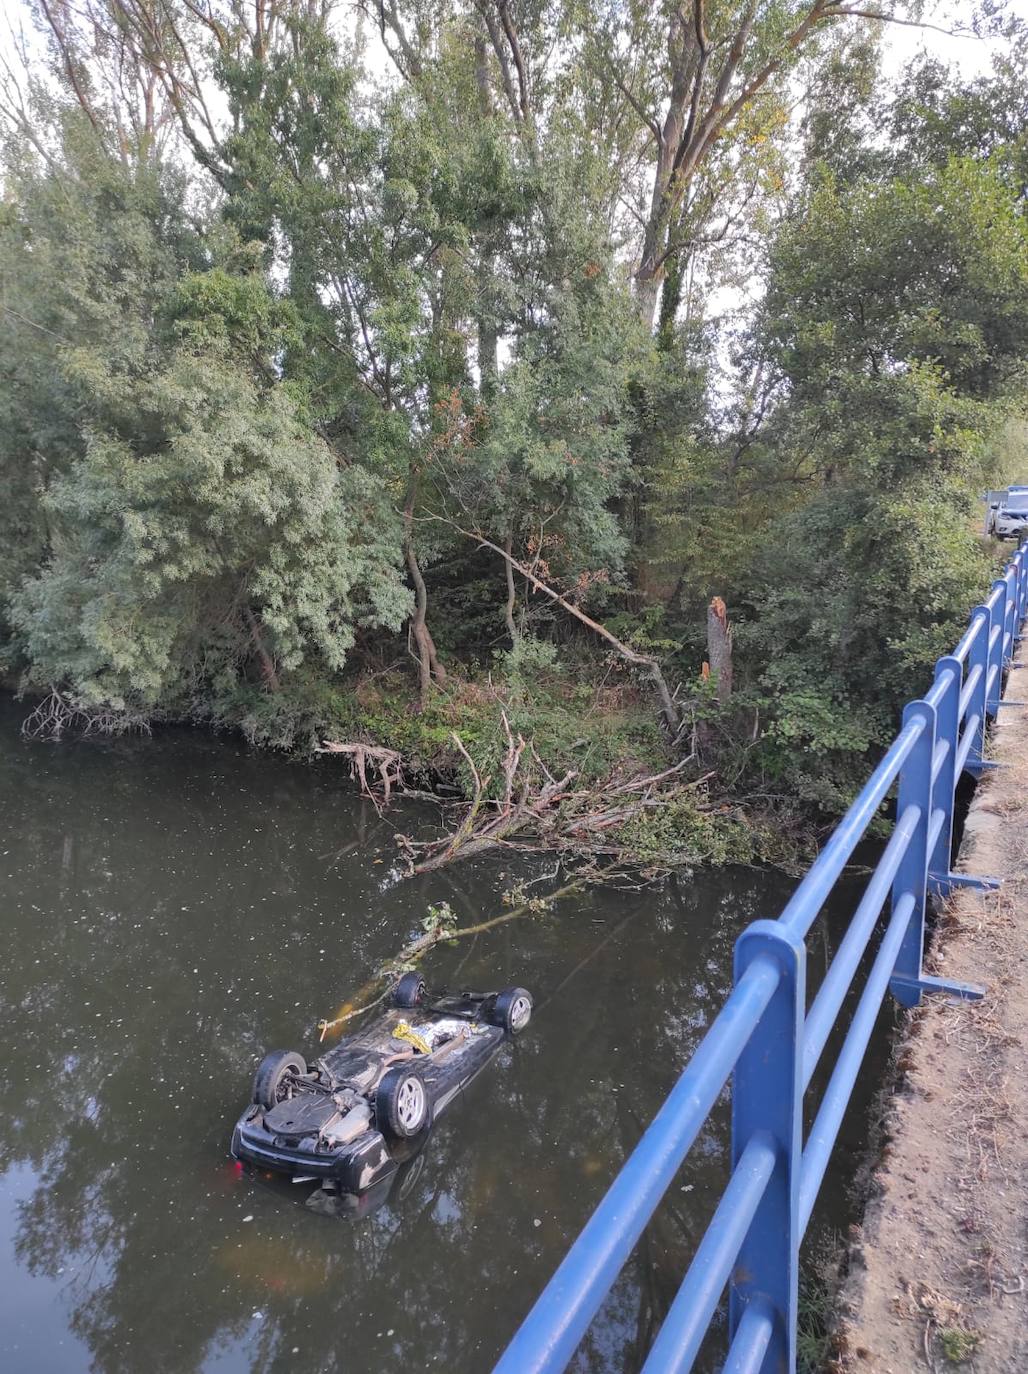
<box><xmin>839</xmin><ymin>651</ymin><xmax>1028</xmax><ymax>1373</ymax></box>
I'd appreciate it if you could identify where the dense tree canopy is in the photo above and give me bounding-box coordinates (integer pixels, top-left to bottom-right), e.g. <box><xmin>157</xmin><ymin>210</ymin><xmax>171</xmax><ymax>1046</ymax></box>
<box><xmin>1</xmin><ymin>0</ymin><xmax>1026</xmax><ymax>816</ymax></box>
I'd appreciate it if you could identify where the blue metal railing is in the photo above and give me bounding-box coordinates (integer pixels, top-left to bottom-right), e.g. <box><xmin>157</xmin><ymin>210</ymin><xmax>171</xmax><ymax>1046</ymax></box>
<box><xmin>496</xmin><ymin>539</ymin><xmax>1028</xmax><ymax>1374</ymax></box>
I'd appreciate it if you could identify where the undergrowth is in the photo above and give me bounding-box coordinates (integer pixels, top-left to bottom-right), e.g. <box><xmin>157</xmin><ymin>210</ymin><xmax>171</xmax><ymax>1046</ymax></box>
<box><xmin>208</xmin><ymin>661</ymin><xmax>665</xmax><ymax>795</ymax></box>
<box><xmin>198</xmin><ymin>659</ymin><xmax>814</xmax><ymax>870</ymax></box>
<box><xmin>798</xmin><ymin>1238</ymin><xmax>845</xmax><ymax>1374</ymax></box>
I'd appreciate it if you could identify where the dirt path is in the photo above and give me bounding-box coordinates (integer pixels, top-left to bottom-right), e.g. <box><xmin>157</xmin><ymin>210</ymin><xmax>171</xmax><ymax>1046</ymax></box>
<box><xmin>840</xmin><ymin>649</ymin><xmax>1028</xmax><ymax>1373</ymax></box>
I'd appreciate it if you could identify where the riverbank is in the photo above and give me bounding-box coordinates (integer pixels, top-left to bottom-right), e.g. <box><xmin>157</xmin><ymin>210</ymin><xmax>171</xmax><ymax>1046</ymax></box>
<box><xmin>220</xmin><ymin>667</ymin><xmax>811</xmax><ymax>873</ymax></box>
<box><xmin>8</xmin><ymin>662</ymin><xmax>811</xmax><ymax>874</ymax></box>
<box><xmin>838</xmin><ymin>652</ymin><xmax>1028</xmax><ymax>1371</ymax></box>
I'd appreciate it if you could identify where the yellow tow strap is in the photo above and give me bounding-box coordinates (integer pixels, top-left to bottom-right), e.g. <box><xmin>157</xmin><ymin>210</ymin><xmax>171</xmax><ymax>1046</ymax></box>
<box><xmin>393</xmin><ymin>1020</ymin><xmax>432</xmax><ymax>1055</ymax></box>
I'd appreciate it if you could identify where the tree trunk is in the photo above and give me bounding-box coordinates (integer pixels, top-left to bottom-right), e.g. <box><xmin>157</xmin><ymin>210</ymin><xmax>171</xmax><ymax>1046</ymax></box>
<box><xmin>706</xmin><ymin>596</ymin><xmax>733</xmax><ymax>706</ymax></box>
<box><xmin>633</xmin><ymin>265</ymin><xmax>664</xmax><ymax>333</ymax></box>
<box><xmin>243</xmin><ymin>604</ymin><xmax>279</xmax><ymax>690</ymax></box>
<box><xmin>475</xmin><ymin>30</ymin><xmax>500</xmax><ymax>400</ymax></box>
<box><xmin>656</xmin><ymin>234</ymin><xmax>687</xmax><ymax>349</ymax></box>
<box><xmin>404</xmin><ymin>479</ymin><xmax>445</xmax><ymax>710</ymax></box>
<box><xmin>503</xmin><ymin>528</ymin><xmax>518</xmax><ymax>646</ymax></box>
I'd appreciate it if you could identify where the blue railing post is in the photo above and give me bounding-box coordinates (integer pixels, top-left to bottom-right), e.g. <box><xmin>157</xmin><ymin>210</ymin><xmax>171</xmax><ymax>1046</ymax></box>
<box><xmin>988</xmin><ymin>578</ymin><xmax>1007</xmax><ymax>715</ymax></box>
<box><xmin>888</xmin><ymin>702</ymin><xmax>935</xmax><ymax>1008</ymax></box>
<box><xmin>927</xmin><ymin>657</ymin><xmax>960</xmax><ymax>899</ymax></box>
<box><xmin>890</xmin><ymin>698</ymin><xmax>985</xmax><ymax>1003</ymax></box>
<box><xmin>728</xmin><ymin>920</ymin><xmax>805</xmax><ymax>1372</ymax></box>
<box><xmin>1003</xmin><ymin>570</ymin><xmax>1016</xmax><ymax>664</ymax></box>
<box><xmin>965</xmin><ymin>606</ymin><xmax>991</xmax><ymax>777</ymax></box>
<box><xmin>1012</xmin><ymin>545</ymin><xmax>1028</xmax><ymax>644</ymax></box>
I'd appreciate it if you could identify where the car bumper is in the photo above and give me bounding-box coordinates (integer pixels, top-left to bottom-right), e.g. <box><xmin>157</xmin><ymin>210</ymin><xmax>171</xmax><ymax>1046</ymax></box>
<box><xmin>232</xmin><ymin>1119</ymin><xmax>399</xmax><ymax>1192</ymax></box>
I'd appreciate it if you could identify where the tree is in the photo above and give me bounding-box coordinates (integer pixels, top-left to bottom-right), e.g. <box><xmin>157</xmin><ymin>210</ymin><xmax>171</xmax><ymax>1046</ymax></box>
<box><xmin>764</xmin><ymin>158</ymin><xmax>1028</xmax><ymax>404</ymax></box>
<box><xmin>0</xmin><ymin>98</ymin><xmax>199</xmax><ymax>658</ymax></box>
<box><xmin>888</xmin><ymin>30</ymin><xmax>1028</xmax><ymax>189</ymax></box>
<box><xmin>585</xmin><ymin>1</ymin><xmax>953</xmax><ymax>328</ymax></box>
<box><xmin>12</xmin><ymin>303</ymin><xmax>411</xmax><ymax>709</ymax></box>
<box><xmin>731</xmin><ymin>149</ymin><xmax>1028</xmax><ymax>803</ymax></box>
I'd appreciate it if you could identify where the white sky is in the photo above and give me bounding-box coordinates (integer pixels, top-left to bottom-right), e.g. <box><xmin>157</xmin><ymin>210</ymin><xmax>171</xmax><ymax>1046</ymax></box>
<box><xmin>1</xmin><ymin>0</ymin><xmax>1024</xmax><ymax>359</ymax></box>
<box><xmin>3</xmin><ymin>1</ymin><xmax>1026</xmax><ymax>99</ymax></box>
<box><xmin>880</xmin><ymin>3</ymin><xmax>1028</xmax><ymax>78</ymax></box>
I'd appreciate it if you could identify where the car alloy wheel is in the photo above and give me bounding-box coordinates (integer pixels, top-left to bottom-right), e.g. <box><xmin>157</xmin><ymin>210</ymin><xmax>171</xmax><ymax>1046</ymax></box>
<box><xmin>396</xmin><ymin>1075</ymin><xmax>427</xmax><ymax>1132</ymax></box>
<box><xmin>508</xmin><ymin>995</ymin><xmax>532</xmax><ymax>1032</ymax></box>
<box><xmin>492</xmin><ymin>986</ymin><xmax>533</xmax><ymax>1035</ymax></box>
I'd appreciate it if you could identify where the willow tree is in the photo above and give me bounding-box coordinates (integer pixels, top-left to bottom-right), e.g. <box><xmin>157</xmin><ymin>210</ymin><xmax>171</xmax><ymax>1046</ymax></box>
<box><xmin>12</xmin><ymin>273</ymin><xmax>412</xmax><ymax>711</ymax></box>
<box><xmin>0</xmin><ymin>98</ymin><xmax>198</xmax><ymax>660</ymax></box>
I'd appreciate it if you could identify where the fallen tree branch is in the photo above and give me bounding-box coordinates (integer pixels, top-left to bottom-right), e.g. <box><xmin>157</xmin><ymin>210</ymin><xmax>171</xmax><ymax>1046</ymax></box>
<box><xmin>395</xmin><ymin>717</ymin><xmax>717</xmax><ymax>875</ymax></box>
<box><xmin>419</xmin><ymin>515</ymin><xmax>683</xmax><ymax>734</ymax></box>
<box><xmin>318</xmin><ymin>740</ymin><xmax>404</xmax><ymax>805</ymax></box>
<box><xmin>435</xmin><ymin>731</ymin><xmax>492</xmax><ymax>863</ymax></box>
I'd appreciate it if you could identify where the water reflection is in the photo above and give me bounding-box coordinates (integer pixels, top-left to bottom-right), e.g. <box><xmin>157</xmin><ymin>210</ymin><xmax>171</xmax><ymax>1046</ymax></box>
<box><xmin>0</xmin><ymin>700</ymin><xmax>880</xmax><ymax>1373</ymax></box>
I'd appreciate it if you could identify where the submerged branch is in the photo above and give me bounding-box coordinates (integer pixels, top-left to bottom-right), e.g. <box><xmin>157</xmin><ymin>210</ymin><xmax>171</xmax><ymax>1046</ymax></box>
<box><xmin>21</xmin><ymin>688</ymin><xmax>151</xmax><ymax>741</ymax></box>
<box><xmin>318</xmin><ymin>739</ymin><xmax>404</xmax><ymax>806</ymax></box>
<box><xmin>316</xmin><ymin>868</ymin><xmax>606</xmax><ymax>1040</ymax></box>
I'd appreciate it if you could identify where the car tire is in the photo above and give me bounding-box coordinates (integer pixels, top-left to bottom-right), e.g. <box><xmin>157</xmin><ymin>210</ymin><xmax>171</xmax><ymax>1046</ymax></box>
<box><xmin>377</xmin><ymin>1066</ymin><xmax>429</xmax><ymax>1138</ymax></box>
<box><xmin>392</xmin><ymin>973</ymin><xmax>426</xmax><ymax>1008</ymax></box>
<box><xmin>252</xmin><ymin>1050</ymin><xmax>307</xmax><ymax>1109</ymax></box>
<box><xmin>491</xmin><ymin>987</ymin><xmax>533</xmax><ymax>1035</ymax></box>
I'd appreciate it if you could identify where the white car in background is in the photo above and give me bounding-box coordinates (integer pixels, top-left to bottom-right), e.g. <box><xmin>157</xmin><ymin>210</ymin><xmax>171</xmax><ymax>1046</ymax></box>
<box><xmin>994</xmin><ymin>495</ymin><xmax>1028</xmax><ymax>540</ymax></box>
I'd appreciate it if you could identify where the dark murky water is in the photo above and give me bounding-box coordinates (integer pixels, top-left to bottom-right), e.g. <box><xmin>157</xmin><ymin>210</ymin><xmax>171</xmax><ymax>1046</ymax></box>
<box><xmin>0</xmin><ymin>699</ymin><xmax>889</xmax><ymax>1373</ymax></box>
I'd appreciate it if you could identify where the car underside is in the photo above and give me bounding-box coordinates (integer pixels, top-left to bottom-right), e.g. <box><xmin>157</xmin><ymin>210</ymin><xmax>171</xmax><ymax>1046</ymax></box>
<box><xmin>231</xmin><ymin>979</ymin><xmax>532</xmax><ymax>1194</ymax></box>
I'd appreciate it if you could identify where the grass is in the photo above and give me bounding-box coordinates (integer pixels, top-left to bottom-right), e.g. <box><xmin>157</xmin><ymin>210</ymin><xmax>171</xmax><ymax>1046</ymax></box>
<box><xmin>797</xmin><ymin>1240</ymin><xmax>843</xmax><ymax>1374</ymax></box>
<box><xmin>210</xmin><ymin>658</ymin><xmax>665</xmax><ymax>792</ymax></box>
<box><xmin>939</xmin><ymin>1327</ymin><xmax>981</xmax><ymax>1364</ymax></box>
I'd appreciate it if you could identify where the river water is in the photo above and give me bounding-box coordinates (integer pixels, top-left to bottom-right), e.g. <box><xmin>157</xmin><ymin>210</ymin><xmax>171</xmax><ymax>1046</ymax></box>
<box><xmin>0</xmin><ymin>698</ymin><xmax>888</xmax><ymax>1374</ymax></box>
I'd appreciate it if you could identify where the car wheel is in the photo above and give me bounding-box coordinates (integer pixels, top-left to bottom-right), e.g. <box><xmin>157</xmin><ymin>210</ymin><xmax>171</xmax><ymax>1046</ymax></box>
<box><xmin>392</xmin><ymin>972</ymin><xmax>426</xmax><ymax>1008</ymax></box>
<box><xmin>377</xmin><ymin>1067</ymin><xmax>429</xmax><ymax>1138</ymax></box>
<box><xmin>492</xmin><ymin>987</ymin><xmax>533</xmax><ymax>1035</ymax></box>
<box><xmin>252</xmin><ymin>1050</ymin><xmax>307</xmax><ymax>1109</ymax></box>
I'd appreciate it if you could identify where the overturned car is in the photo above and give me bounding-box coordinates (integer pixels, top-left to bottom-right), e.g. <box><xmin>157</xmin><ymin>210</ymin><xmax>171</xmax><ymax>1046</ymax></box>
<box><xmin>231</xmin><ymin>976</ymin><xmax>532</xmax><ymax>1195</ymax></box>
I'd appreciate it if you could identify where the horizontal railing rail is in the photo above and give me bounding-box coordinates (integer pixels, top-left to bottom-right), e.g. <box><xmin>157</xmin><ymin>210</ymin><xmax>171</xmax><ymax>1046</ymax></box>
<box><xmin>495</xmin><ymin>540</ymin><xmax>1028</xmax><ymax>1374</ymax></box>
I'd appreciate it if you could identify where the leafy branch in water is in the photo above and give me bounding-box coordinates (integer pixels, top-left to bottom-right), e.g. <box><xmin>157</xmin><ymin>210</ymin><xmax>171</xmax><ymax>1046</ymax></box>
<box><xmin>420</xmin><ymin>901</ymin><xmax>458</xmax><ymax>939</ymax></box>
<box><xmin>315</xmin><ymin>868</ymin><xmax>605</xmax><ymax>1041</ymax></box>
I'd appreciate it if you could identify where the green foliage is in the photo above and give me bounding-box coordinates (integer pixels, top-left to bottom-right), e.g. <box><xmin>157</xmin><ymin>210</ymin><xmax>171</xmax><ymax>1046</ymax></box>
<box><xmin>495</xmin><ymin>635</ymin><xmax>560</xmax><ymax>684</ymax></box>
<box><xmin>206</xmin><ymin>659</ymin><xmax>664</xmax><ymax>804</ymax></box>
<box><xmin>1</xmin><ymin>0</ymin><xmax>1027</xmax><ymax>857</ymax></box>
<box><xmin>938</xmin><ymin>1328</ymin><xmax>980</xmax><ymax>1365</ymax></box>
<box><xmin>889</xmin><ymin>36</ymin><xmax>1028</xmax><ymax>189</ymax></box>
<box><xmin>615</xmin><ymin>789</ymin><xmax>742</xmax><ymax>867</ymax></box>
<box><xmin>162</xmin><ymin>262</ymin><xmax>303</xmax><ymax>368</ymax></box>
<box><xmin>12</xmin><ymin>341</ymin><xmax>410</xmax><ymax>709</ymax></box>
<box><xmin>765</xmin><ymin>159</ymin><xmax>1028</xmax><ymax>403</ymax></box>
<box><xmin>797</xmin><ymin>1242</ymin><xmax>843</xmax><ymax>1374</ymax></box>
<box><xmin>472</xmin><ymin>269</ymin><xmax>642</xmax><ymax>581</ymax></box>
<box><xmin>421</xmin><ymin>902</ymin><xmax>457</xmax><ymax>938</ymax></box>
<box><xmin>742</xmin><ymin>467</ymin><xmax>994</xmax><ymax>806</ymax></box>
<box><xmin>724</xmin><ymin>140</ymin><xmax>1028</xmax><ymax>808</ymax></box>
<box><xmin>0</xmin><ymin>106</ymin><xmax>199</xmax><ymax>650</ymax></box>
